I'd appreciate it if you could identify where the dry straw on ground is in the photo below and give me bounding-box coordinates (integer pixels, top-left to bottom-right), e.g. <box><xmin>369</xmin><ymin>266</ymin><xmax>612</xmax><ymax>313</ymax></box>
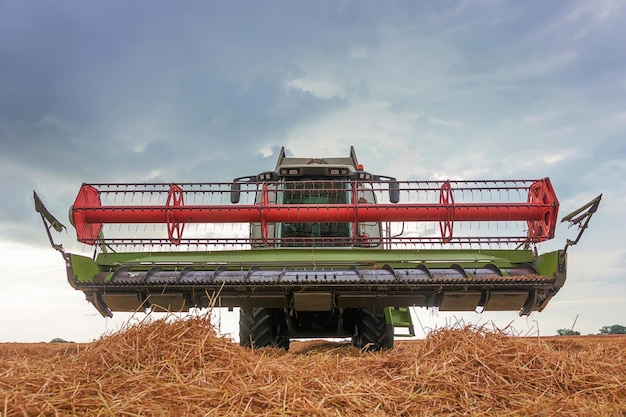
<box><xmin>1</xmin><ymin>315</ymin><xmax>625</xmax><ymax>416</ymax></box>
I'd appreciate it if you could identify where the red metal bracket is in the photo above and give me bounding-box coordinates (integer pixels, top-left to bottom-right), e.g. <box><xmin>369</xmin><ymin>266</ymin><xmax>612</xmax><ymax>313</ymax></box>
<box><xmin>439</xmin><ymin>181</ymin><xmax>454</xmax><ymax>243</ymax></box>
<box><xmin>72</xmin><ymin>184</ymin><xmax>103</xmax><ymax>243</ymax></box>
<box><xmin>166</xmin><ymin>184</ymin><xmax>185</xmax><ymax>244</ymax></box>
<box><xmin>527</xmin><ymin>178</ymin><xmax>559</xmax><ymax>241</ymax></box>
<box><xmin>260</xmin><ymin>183</ymin><xmax>269</xmax><ymax>244</ymax></box>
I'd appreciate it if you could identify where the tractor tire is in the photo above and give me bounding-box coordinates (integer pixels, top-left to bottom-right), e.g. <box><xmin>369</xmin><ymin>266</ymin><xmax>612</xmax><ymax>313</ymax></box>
<box><xmin>352</xmin><ymin>308</ymin><xmax>394</xmax><ymax>350</ymax></box>
<box><xmin>239</xmin><ymin>307</ymin><xmax>290</xmax><ymax>350</ymax></box>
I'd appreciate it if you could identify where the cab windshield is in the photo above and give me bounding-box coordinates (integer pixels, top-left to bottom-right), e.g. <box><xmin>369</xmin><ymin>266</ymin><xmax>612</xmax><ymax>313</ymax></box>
<box><xmin>280</xmin><ymin>180</ymin><xmax>350</xmax><ymax>246</ymax></box>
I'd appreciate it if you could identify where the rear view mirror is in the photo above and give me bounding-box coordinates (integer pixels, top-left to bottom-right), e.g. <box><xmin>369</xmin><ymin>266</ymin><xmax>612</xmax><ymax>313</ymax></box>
<box><xmin>230</xmin><ymin>175</ymin><xmax>259</xmax><ymax>204</ymax></box>
<box><xmin>389</xmin><ymin>179</ymin><xmax>400</xmax><ymax>203</ymax></box>
<box><xmin>230</xmin><ymin>182</ymin><xmax>241</xmax><ymax>204</ymax></box>
<box><xmin>372</xmin><ymin>175</ymin><xmax>400</xmax><ymax>203</ymax></box>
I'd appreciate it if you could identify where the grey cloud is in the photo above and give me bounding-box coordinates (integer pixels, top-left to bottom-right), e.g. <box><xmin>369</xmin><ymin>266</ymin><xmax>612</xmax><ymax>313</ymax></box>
<box><xmin>1</xmin><ymin>0</ymin><xmax>625</xmax><ymax>248</ymax></box>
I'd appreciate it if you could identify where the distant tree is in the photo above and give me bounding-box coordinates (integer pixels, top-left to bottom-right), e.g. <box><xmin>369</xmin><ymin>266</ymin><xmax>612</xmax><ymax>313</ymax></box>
<box><xmin>599</xmin><ymin>325</ymin><xmax>626</xmax><ymax>335</ymax></box>
<box><xmin>50</xmin><ymin>338</ymin><xmax>70</xmax><ymax>343</ymax></box>
<box><xmin>557</xmin><ymin>329</ymin><xmax>580</xmax><ymax>336</ymax></box>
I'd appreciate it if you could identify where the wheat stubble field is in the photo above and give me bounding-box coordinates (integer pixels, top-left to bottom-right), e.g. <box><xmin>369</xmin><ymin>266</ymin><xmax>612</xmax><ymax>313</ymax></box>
<box><xmin>1</xmin><ymin>317</ymin><xmax>625</xmax><ymax>416</ymax></box>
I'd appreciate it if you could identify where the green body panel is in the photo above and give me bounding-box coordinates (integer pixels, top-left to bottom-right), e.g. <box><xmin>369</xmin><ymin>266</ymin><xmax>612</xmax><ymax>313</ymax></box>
<box><xmin>68</xmin><ymin>253</ymin><xmax>102</xmax><ymax>283</ymax></box>
<box><xmin>533</xmin><ymin>250</ymin><xmax>564</xmax><ymax>278</ymax></box>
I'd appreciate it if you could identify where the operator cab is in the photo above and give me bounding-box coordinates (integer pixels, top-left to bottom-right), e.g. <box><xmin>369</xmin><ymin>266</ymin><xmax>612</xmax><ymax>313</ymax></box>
<box><xmin>232</xmin><ymin>146</ymin><xmax>395</xmax><ymax>248</ymax></box>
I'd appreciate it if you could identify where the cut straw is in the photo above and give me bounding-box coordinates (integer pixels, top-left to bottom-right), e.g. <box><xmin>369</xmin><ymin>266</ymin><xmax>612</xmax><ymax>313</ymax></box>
<box><xmin>1</xmin><ymin>315</ymin><xmax>624</xmax><ymax>416</ymax></box>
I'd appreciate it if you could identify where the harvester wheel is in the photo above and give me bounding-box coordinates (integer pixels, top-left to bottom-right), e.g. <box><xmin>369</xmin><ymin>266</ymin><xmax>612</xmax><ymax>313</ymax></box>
<box><xmin>352</xmin><ymin>308</ymin><xmax>394</xmax><ymax>350</ymax></box>
<box><xmin>239</xmin><ymin>307</ymin><xmax>290</xmax><ymax>350</ymax></box>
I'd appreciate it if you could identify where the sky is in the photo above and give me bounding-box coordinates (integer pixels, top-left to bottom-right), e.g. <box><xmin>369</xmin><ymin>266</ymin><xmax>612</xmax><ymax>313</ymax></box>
<box><xmin>1</xmin><ymin>0</ymin><xmax>624</xmax><ymax>342</ymax></box>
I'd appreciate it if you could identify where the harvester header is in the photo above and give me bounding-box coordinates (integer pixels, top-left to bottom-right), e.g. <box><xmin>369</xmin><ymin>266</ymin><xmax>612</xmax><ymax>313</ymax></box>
<box><xmin>35</xmin><ymin>146</ymin><xmax>600</xmax><ymax>350</ymax></box>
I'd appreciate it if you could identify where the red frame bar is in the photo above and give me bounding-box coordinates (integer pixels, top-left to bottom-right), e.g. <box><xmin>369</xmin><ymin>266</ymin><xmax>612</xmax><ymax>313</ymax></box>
<box><xmin>76</xmin><ymin>203</ymin><xmax>550</xmax><ymax>223</ymax></box>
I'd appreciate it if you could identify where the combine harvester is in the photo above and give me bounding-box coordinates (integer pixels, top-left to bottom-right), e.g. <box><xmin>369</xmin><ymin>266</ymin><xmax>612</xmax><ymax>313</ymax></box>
<box><xmin>35</xmin><ymin>147</ymin><xmax>600</xmax><ymax>350</ymax></box>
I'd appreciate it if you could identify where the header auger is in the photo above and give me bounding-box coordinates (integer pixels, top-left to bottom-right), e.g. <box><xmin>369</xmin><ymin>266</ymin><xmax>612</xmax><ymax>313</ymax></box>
<box><xmin>35</xmin><ymin>146</ymin><xmax>600</xmax><ymax>350</ymax></box>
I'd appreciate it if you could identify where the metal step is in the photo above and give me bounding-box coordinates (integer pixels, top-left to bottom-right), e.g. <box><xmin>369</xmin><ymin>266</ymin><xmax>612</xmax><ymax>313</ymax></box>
<box><xmin>386</xmin><ymin>307</ymin><xmax>416</xmax><ymax>337</ymax></box>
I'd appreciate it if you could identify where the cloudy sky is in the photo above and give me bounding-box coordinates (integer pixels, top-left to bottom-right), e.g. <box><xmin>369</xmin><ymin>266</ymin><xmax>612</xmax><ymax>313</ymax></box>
<box><xmin>1</xmin><ymin>1</ymin><xmax>624</xmax><ymax>342</ymax></box>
